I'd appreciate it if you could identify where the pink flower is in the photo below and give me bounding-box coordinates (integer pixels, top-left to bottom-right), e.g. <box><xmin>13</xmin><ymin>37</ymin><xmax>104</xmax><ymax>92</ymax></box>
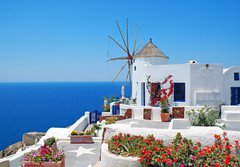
<box><xmin>180</xmin><ymin>164</ymin><xmax>185</xmax><ymax>167</ymax></box>
<box><xmin>191</xmin><ymin>155</ymin><xmax>196</xmax><ymax>161</ymax></box>
<box><xmin>193</xmin><ymin>145</ymin><xmax>197</xmax><ymax>150</ymax></box>
<box><xmin>166</xmin><ymin>160</ymin><xmax>172</xmax><ymax>166</ymax></box>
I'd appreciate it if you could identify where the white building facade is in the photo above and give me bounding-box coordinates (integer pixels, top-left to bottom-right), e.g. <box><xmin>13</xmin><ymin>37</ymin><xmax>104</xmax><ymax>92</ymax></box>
<box><xmin>131</xmin><ymin>40</ymin><xmax>240</xmax><ymax>107</ymax></box>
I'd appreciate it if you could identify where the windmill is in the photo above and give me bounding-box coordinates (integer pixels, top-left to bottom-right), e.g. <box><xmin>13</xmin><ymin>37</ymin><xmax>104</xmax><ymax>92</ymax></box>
<box><xmin>108</xmin><ymin>19</ymin><xmax>138</xmax><ymax>96</ymax></box>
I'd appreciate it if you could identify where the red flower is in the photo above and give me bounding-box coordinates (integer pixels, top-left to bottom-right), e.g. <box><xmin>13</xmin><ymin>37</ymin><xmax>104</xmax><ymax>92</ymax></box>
<box><xmin>114</xmin><ymin>135</ymin><xmax>119</xmax><ymax>140</ymax></box>
<box><xmin>154</xmin><ymin>146</ymin><xmax>159</xmax><ymax>152</ymax></box>
<box><xmin>199</xmin><ymin>151</ymin><xmax>204</xmax><ymax>156</ymax></box>
<box><xmin>224</xmin><ymin>155</ymin><xmax>230</xmax><ymax>165</ymax></box>
<box><xmin>224</xmin><ymin>137</ymin><xmax>229</xmax><ymax>141</ymax></box>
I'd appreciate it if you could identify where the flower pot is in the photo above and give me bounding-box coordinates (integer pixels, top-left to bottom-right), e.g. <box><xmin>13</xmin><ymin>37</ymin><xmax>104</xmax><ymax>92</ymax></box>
<box><xmin>161</xmin><ymin>113</ymin><xmax>170</xmax><ymax>122</ymax></box>
<box><xmin>24</xmin><ymin>159</ymin><xmax>65</xmax><ymax>167</ymax></box>
<box><xmin>70</xmin><ymin>135</ymin><xmax>93</xmax><ymax>144</ymax></box>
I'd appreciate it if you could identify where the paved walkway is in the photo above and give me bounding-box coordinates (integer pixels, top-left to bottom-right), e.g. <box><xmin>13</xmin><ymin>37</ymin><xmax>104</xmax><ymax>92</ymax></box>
<box><xmin>117</xmin><ymin>119</ymin><xmax>170</xmax><ymax>129</ymax></box>
<box><xmin>58</xmin><ymin>141</ymin><xmax>101</xmax><ymax>167</ymax></box>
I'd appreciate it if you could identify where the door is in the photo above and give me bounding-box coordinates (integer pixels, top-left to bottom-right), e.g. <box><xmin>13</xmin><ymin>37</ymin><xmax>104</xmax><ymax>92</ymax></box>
<box><xmin>141</xmin><ymin>82</ymin><xmax>145</xmax><ymax>106</ymax></box>
<box><xmin>90</xmin><ymin>110</ymin><xmax>98</xmax><ymax>124</ymax></box>
<box><xmin>231</xmin><ymin>87</ymin><xmax>240</xmax><ymax>105</ymax></box>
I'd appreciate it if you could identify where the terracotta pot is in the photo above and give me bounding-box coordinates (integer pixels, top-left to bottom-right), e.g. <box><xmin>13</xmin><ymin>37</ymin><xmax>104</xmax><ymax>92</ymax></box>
<box><xmin>161</xmin><ymin>113</ymin><xmax>170</xmax><ymax>122</ymax></box>
<box><xmin>24</xmin><ymin>159</ymin><xmax>65</xmax><ymax>167</ymax></box>
<box><xmin>70</xmin><ymin>135</ymin><xmax>94</xmax><ymax>144</ymax></box>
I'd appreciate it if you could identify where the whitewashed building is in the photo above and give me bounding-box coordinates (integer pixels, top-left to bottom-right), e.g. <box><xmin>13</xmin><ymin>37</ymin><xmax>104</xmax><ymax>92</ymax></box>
<box><xmin>131</xmin><ymin>39</ymin><xmax>240</xmax><ymax>107</ymax></box>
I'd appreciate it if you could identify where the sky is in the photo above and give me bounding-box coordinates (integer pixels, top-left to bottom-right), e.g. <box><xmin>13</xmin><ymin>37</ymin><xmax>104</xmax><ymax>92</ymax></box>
<box><xmin>0</xmin><ymin>0</ymin><xmax>240</xmax><ymax>82</ymax></box>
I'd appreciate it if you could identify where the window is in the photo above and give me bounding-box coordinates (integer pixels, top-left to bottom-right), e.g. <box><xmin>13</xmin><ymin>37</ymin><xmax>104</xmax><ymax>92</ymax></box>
<box><xmin>234</xmin><ymin>73</ymin><xmax>239</xmax><ymax>81</ymax></box>
<box><xmin>174</xmin><ymin>83</ymin><xmax>185</xmax><ymax>102</ymax></box>
<box><xmin>134</xmin><ymin>66</ymin><xmax>136</xmax><ymax>71</ymax></box>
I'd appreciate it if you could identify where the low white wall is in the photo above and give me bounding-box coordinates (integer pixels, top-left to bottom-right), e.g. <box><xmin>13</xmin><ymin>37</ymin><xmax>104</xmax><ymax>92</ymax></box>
<box><xmin>222</xmin><ymin>105</ymin><xmax>240</xmax><ymax>111</ymax></box>
<box><xmin>38</xmin><ymin>114</ymin><xmax>89</xmax><ymax>145</ymax></box>
<box><xmin>101</xmin><ymin>143</ymin><xmax>141</xmax><ymax>167</ymax></box>
<box><xmin>0</xmin><ymin>145</ymin><xmax>40</xmax><ymax>167</ymax></box>
<box><xmin>104</xmin><ymin>125</ymin><xmax>240</xmax><ymax>147</ymax></box>
<box><xmin>120</xmin><ymin>104</ymin><xmax>205</xmax><ymax>120</ymax></box>
<box><xmin>221</xmin><ymin>105</ymin><xmax>240</xmax><ymax>121</ymax></box>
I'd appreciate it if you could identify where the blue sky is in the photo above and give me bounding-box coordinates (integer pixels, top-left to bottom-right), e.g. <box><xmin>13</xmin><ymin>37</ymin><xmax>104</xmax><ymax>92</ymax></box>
<box><xmin>0</xmin><ymin>0</ymin><xmax>240</xmax><ymax>82</ymax></box>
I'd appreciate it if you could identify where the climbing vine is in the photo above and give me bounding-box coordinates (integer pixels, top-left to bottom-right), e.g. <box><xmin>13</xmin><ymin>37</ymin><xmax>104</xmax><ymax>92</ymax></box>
<box><xmin>147</xmin><ymin>75</ymin><xmax>174</xmax><ymax>107</ymax></box>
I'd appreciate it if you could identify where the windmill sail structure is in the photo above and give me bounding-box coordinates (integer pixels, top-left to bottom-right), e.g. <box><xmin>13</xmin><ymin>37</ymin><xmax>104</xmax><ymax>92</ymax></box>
<box><xmin>108</xmin><ymin>19</ymin><xmax>138</xmax><ymax>87</ymax></box>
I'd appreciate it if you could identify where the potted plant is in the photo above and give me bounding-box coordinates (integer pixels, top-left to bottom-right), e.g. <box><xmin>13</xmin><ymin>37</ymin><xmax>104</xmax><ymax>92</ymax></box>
<box><xmin>161</xmin><ymin>107</ymin><xmax>170</xmax><ymax>122</ymax></box>
<box><xmin>23</xmin><ymin>137</ymin><xmax>65</xmax><ymax>167</ymax></box>
<box><xmin>70</xmin><ymin>130</ymin><xmax>94</xmax><ymax>144</ymax></box>
<box><xmin>160</xmin><ymin>98</ymin><xmax>170</xmax><ymax>122</ymax></box>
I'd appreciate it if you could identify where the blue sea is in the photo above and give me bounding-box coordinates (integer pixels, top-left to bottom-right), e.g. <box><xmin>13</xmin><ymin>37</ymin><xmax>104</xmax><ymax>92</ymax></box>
<box><xmin>0</xmin><ymin>82</ymin><xmax>130</xmax><ymax>150</ymax></box>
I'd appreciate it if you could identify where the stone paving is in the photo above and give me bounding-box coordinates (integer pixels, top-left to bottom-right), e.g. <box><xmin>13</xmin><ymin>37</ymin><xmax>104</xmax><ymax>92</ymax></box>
<box><xmin>58</xmin><ymin>141</ymin><xmax>101</xmax><ymax>167</ymax></box>
<box><xmin>116</xmin><ymin>119</ymin><xmax>170</xmax><ymax>129</ymax></box>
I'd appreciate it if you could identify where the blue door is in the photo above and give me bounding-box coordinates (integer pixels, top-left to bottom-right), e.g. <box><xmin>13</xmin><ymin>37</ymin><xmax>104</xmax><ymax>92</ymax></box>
<box><xmin>141</xmin><ymin>83</ymin><xmax>145</xmax><ymax>106</ymax></box>
<box><xmin>112</xmin><ymin>104</ymin><xmax>120</xmax><ymax>115</ymax></box>
<box><xmin>90</xmin><ymin>110</ymin><xmax>98</xmax><ymax>124</ymax></box>
<box><xmin>231</xmin><ymin>87</ymin><xmax>240</xmax><ymax>105</ymax></box>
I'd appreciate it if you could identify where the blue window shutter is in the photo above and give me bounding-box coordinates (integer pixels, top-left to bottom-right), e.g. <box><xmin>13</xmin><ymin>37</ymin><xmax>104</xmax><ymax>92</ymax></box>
<box><xmin>234</xmin><ymin>73</ymin><xmax>239</xmax><ymax>81</ymax></box>
<box><xmin>174</xmin><ymin>83</ymin><xmax>185</xmax><ymax>102</ymax></box>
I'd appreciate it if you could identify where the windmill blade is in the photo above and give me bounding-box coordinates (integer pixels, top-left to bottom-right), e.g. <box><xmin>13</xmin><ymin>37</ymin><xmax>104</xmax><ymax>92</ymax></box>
<box><xmin>126</xmin><ymin>19</ymin><xmax>129</xmax><ymax>54</ymax></box>
<box><xmin>116</xmin><ymin>21</ymin><xmax>129</xmax><ymax>54</ymax></box>
<box><xmin>132</xmin><ymin>26</ymin><xmax>138</xmax><ymax>56</ymax></box>
<box><xmin>112</xmin><ymin>61</ymin><xmax>128</xmax><ymax>82</ymax></box>
<box><xmin>109</xmin><ymin>36</ymin><xmax>128</xmax><ymax>54</ymax></box>
<box><xmin>107</xmin><ymin>56</ymin><xmax>128</xmax><ymax>62</ymax></box>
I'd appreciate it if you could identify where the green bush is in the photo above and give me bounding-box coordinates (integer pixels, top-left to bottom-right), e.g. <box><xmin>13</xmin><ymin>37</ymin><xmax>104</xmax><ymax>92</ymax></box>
<box><xmin>186</xmin><ymin>107</ymin><xmax>219</xmax><ymax>126</ymax></box>
<box><xmin>44</xmin><ymin>137</ymin><xmax>56</xmax><ymax>147</ymax></box>
<box><xmin>105</xmin><ymin>117</ymin><xmax>117</xmax><ymax>125</ymax></box>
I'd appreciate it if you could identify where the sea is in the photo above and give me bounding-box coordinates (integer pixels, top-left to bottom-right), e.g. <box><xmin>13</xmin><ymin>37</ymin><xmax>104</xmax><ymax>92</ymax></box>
<box><xmin>0</xmin><ymin>82</ymin><xmax>130</xmax><ymax>150</ymax></box>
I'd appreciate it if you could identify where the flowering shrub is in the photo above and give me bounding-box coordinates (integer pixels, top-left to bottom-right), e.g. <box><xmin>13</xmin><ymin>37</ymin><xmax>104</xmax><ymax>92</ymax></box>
<box><xmin>24</xmin><ymin>139</ymin><xmax>64</xmax><ymax>163</ymax></box>
<box><xmin>108</xmin><ymin>132</ymin><xmax>240</xmax><ymax>167</ymax></box>
<box><xmin>108</xmin><ymin>133</ymin><xmax>163</xmax><ymax>157</ymax></box>
<box><xmin>186</xmin><ymin>107</ymin><xmax>219</xmax><ymax>126</ymax></box>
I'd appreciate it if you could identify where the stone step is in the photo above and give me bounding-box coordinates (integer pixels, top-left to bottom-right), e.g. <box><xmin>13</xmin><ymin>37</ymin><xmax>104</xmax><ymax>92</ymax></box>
<box><xmin>222</xmin><ymin>111</ymin><xmax>240</xmax><ymax>122</ymax></box>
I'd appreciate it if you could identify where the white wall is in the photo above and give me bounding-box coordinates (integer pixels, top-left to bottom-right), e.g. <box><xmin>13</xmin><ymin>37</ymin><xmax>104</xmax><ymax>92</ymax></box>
<box><xmin>135</xmin><ymin>57</ymin><xmax>168</xmax><ymax>66</ymax></box>
<box><xmin>190</xmin><ymin>64</ymin><xmax>224</xmax><ymax>106</ymax></box>
<box><xmin>132</xmin><ymin>62</ymin><xmax>224</xmax><ymax>107</ymax></box>
<box><xmin>132</xmin><ymin>62</ymin><xmax>191</xmax><ymax>106</ymax></box>
<box><xmin>223</xmin><ymin>66</ymin><xmax>240</xmax><ymax>105</ymax></box>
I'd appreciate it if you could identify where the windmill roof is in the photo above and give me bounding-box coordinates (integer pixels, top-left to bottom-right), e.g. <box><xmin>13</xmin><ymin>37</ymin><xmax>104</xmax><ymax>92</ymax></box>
<box><xmin>135</xmin><ymin>39</ymin><xmax>169</xmax><ymax>59</ymax></box>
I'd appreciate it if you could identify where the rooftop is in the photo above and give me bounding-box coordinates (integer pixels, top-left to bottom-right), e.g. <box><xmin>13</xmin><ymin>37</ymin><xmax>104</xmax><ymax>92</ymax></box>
<box><xmin>135</xmin><ymin>39</ymin><xmax>169</xmax><ymax>59</ymax></box>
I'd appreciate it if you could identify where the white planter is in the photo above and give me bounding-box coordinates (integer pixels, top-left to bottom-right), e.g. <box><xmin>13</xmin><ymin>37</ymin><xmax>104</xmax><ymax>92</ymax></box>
<box><xmin>101</xmin><ymin>143</ymin><xmax>141</xmax><ymax>167</ymax></box>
